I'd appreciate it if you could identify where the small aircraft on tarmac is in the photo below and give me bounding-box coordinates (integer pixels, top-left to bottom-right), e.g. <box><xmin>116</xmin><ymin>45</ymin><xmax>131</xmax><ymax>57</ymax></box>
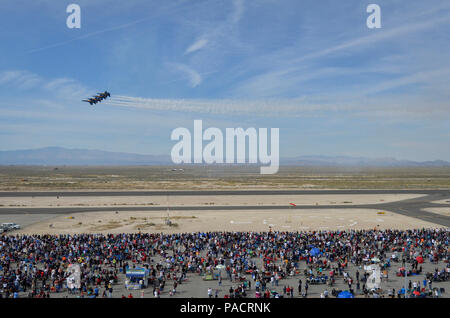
<box><xmin>82</xmin><ymin>91</ymin><xmax>111</xmax><ymax>105</ymax></box>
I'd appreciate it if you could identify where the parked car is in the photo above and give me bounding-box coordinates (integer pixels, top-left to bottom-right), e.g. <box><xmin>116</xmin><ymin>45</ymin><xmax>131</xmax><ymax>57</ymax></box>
<box><xmin>1</xmin><ymin>223</ymin><xmax>21</xmax><ymax>231</ymax></box>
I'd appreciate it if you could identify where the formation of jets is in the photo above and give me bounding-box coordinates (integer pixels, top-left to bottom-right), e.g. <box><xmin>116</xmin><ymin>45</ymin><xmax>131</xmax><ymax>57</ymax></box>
<box><xmin>82</xmin><ymin>91</ymin><xmax>111</xmax><ymax>105</ymax></box>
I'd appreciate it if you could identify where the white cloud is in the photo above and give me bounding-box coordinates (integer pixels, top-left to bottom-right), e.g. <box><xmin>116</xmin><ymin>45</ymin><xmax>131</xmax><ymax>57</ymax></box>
<box><xmin>44</xmin><ymin>78</ymin><xmax>89</xmax><ymax>98</ymax></box>
<box><xmin>227</xmin><ymin>10</ymin><xmax>450</xmax><ymax>99</ymax></box>
<box><xmin>231</xmin><ymin>0</ymin><xmax>244</xmax><ymax>24</ymax></box>
<box><xmin>360</xmin><ymin>68</ymin><xmax>450</xmax><ymax>96</ymax></box>
<box><xmin>185</xmin><ymin>38</ymin><xmax>209</xmax><ymax>55</ymax></box>
<box><xmin>0</xmin><ymin>70</ymin><xmax>89</xmax><ymax>98</ymax></box>
<box><xmin>177</xmin><ymin>0</ymin><xmax>247</xmax><ymax>64</ymax></box>
<box><xmin>166</xmin><ymin>63</ymin><xmax>202</xmax><ymax>87</ymax></box>
<box><xmin>27</xmin><ymin>1</ymin><xmax>189</xmax><ymax>54</ymax></box>
<box><xmin>0</xmin><ymin>70</ymin><xmax>42</xmax><ymax>89</ymax></box>
<box><xmin>291</xmin><ymin>14</ymin><xmax>450</xmax><ymax>64</ymax></box>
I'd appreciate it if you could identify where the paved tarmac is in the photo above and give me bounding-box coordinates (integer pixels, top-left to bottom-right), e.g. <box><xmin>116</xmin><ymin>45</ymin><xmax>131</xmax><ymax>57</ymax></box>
<box><xmin>0</xmin><ymin>189</ymin><xmax>448</xmax><ymax>197</ymax></box>
<box><xmin>0</xmin><ymin>190</ymin><xmax>449</xmax><ymax>227</ymax></box>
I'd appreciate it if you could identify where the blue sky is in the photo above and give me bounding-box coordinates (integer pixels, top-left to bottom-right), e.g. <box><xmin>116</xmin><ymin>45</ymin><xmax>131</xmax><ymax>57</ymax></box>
<box><xmin>0</xmin><ymin>0</ymin><xmax>449</xmax><ymax>161</ymax></box>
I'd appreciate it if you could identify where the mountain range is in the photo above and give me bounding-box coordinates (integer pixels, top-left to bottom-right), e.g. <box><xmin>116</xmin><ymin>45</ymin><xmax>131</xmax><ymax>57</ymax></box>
<box><xmin>0</xmin><ymin>147</ymin><xmax>448</xmax><ymax>166</ymax></box>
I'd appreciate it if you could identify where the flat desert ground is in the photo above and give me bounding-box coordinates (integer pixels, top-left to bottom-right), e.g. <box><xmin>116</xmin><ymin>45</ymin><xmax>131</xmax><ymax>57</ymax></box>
<box><xmin>0</xmin><ymin>193</ymin><xmax>425</xmax><ymax>207</ymax></box>
<box><xmin>11</xmin><ymin>208</ymin><xmax>442</xmax><ymax>235</ymax></box>
<box><xmin>1</xmin><ymin>193</ymin><xmax>444</xmax><ymax>235</ymax></box>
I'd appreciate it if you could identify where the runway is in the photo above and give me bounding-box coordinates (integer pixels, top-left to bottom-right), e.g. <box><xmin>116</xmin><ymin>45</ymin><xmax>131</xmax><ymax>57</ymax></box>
<box><xmin>0</xmin><ymin>189</ymin><xmax>449</xmax><ymax>227</ymax></box>
<box><xmin>0</xmin><ymin>189</ymin><xmax>448</xmax><ymax>197</ymax></box>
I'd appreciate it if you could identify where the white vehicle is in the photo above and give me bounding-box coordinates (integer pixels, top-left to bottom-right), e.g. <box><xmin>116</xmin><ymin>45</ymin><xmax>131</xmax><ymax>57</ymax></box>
<box><xmin>1</xmin><ymin>223</ymin><xmax>21</xmax><ymax>230</ymax></box>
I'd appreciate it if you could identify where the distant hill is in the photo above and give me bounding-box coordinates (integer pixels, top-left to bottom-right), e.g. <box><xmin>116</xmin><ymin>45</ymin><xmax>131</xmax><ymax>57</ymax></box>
<box><xmin>0</xmin><ymin>147</ymin><xmax>171</xmax><ymax>165</ymax></box>
<box><xmin>282</xmin><ymin>155</ymin><xmax>450</xmax><ymax>167</ymax></box>
<box><xmin>0</xmin><ymin>147</ymin><xmax>449</xmax><ymax>166</ymax></box>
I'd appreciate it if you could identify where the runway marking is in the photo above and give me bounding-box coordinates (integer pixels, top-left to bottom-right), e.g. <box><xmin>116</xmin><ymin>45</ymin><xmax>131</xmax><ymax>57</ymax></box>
<box><xmin>229</xmin><ymin>220</ymin><xmax>252</xmax><ymax>224</ymax></box>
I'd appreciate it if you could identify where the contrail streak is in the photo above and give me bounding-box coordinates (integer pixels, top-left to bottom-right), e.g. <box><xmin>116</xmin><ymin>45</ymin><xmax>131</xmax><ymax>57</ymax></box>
<box><xmin>102</xmin><ymin>93</ymin><xmax>449</xmax><ymax>120</ymax></box>
<box><xmin>28</xmin><ymin>0</ymin><xmax>217</xmax><ymax>54</ymax></box>
<box><xmin>103</xmin><ymin>95</ymin><xmax>320</xmax><ymax>116</ymax></box>
<box><xmin>29</xmin><ymin>18</ymin><xmax>152</xmax><ymax>53</ymax></box>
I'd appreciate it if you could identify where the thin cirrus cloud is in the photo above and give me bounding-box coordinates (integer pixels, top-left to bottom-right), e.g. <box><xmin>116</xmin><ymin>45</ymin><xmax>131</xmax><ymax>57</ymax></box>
<box><xmin>181</xmin><ymin>0</ymin><xmax>245</xmax><ymax>57</ymax></box>
<box><xmin>184</xmin><ymin>38</ymin><xmax>209</xmax><ymax>55</ymax></box>
<box><xmin>166</xmin><ymin>63</ymin><xmax>203</xmax><ymax>87</ymax></box>
<box><xmin>293</xmin><ymin>14</ymin><xmax>450</xmax><ymax>64</ymax></box>
<box><xmin>0</xmin><ymin>70</ymin><xmax>89</xmax><ymax>98</ymax></box>
<box><xmin>27</xmin><ymin>0</ymin><xmax>195</xmax><ymax>54</ymax></box>
<box><xmin>229</xmin><ymin>12</ymin><xmax>450</xmax><ymax>99</ymax></box>
<box><xmin>170</xmin><ymin>0</ymin><xmax>245</xmax><ymax>91</ymax></box>
<box><xmin>28</xmin><ymin>17</ymin><xmax>153</xmax><ymax>54</ymax></box>
<box><xmin>0</xmin><ymin>70</ymin><xmax>42</xmax><ymax>90</ymax></box>
<box><xmin>231</xmin><ymin>0</ymin><xmax>244</xmax><ymax>23</ymax></box>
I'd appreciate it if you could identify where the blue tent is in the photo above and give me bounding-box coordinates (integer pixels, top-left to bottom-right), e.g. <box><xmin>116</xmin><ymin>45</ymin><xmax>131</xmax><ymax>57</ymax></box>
<box><xmin>310</xmin><ymin>248</ymin><xmax>320</xmax><ymax>257</ymax></box>
<box><xmin>337</xmin><ymin>291</ymin><xmax>354</xmax><ymax>298</ymax></box>
<box><xmin>125</xmin><ymin>268</ymin><xmax>149</xmax><ymax>289</ymax></box>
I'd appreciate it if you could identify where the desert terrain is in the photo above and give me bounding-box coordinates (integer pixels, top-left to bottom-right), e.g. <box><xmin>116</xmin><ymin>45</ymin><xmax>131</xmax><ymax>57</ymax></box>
<box><xmin>10</xmin><ymin>208</ymin><xmax>442</xmax><ymax>236</ymax></box>
<box><xmin>0</xmin><ymin>166</ymin><xmax>448</xmax><ymax>234</ymax></box>
<box><xmin>1</xmin><ymin>166</ymin><xmax>449</xmax><ymax>190</ymax></box>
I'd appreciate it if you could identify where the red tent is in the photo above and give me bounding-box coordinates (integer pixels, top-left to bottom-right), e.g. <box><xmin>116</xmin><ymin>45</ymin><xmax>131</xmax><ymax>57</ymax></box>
<box><xmin>289</xmin><ymin>203</ymin><xmax>296</xmax><ymax>207</ymax></box>
<box><xmin>416</xmin><ymin>256</ymin><xmax>424</xmax><ymax>264</ymax></box>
